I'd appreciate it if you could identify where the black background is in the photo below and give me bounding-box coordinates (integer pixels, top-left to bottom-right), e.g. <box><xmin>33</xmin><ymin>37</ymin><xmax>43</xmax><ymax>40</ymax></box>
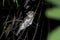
<box><xmin>0</xmin><ymin>0</ymin><xmax>60</xmax><ymax>40</ymax></box>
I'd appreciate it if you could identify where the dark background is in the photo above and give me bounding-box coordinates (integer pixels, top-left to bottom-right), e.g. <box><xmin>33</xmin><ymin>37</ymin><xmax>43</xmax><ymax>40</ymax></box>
<box><xmin>0</xmin><ymin>0</ymin><xmax>60</xmax><ymax>40</ymax></box>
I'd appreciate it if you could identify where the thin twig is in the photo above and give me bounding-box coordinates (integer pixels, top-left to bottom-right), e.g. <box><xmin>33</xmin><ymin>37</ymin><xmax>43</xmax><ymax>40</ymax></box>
<box><xmin>5</xmin><ymin>24</ymin><xmax>11</xmax><ymax>38</ymax></box>
<box><xmin>39</xmin><ymin>20</ymin><xmax>44</xmax><ymax>40</ymax></box>
<box><xmin>4</xmin><ymin>19</ymin><xmax>22</xmax><ymax>24</ymax></box>
<box><xmin>3</xmin><ymin>0</ymin><xmax>5</xmax><ymax>7</ymax></box>
<box><xmin>17</xmin><ymin>28</ymin><xmax>26</xmax><ymax>40</ymax></box>
<box><xmin>32</xmin><ymin>11</ymin><xmax>42</xmax><ymax>40</ymax></box>
<box><xmin>0</xmin><ymin>15</ymin><xmax>9</xmax><ymax>39</ymax></box>
<box><xmin>23</xmin><ymin>32</ymin><xmax>28</xmax><ymax>40</ymax></box>
<box><xmin>24</xmin><ymin>0</ymin><xmax>30</xmax><ymax>7</ymax></box>
<box><xmin>32</xmin><ymin>0</ymin><xmax>41</xmax><ymax>40</ymax></box>
<box><xmin>3</xmin><ymin>15</ymin><xmax>9</xmax><ymax>26</ymax></box>
<box><xmin>16</xmin><ymin>0</ymin><xmax>19</xmax><ymax>8</ymax></box>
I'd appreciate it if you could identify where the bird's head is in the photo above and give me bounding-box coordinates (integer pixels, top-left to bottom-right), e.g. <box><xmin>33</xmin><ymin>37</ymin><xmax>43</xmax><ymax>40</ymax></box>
<box><xmin>26</xmin><ymin>11</ymin><xmax>35</xmax><ymax>17</ymax></box>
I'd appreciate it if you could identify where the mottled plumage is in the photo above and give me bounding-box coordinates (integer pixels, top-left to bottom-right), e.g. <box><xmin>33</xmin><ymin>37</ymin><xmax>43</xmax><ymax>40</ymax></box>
<box><xmin>16</xmin><ymin>11</ymin><xmax>35</xmax><ymax>36</ymax></box>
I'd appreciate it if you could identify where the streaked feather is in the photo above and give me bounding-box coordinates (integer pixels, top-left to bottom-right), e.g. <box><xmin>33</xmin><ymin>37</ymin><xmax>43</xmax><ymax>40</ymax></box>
<box><xmin>16</xmin><ymin>11</ymin><xmax>35</xmax><ymax>36</ymax></box>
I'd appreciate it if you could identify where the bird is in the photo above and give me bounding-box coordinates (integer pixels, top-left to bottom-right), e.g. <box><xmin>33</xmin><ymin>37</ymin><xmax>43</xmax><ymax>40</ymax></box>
<box><xmin>16</xmin><ymin>11</ymin><xmax>35</xmax><ymax>36</ymax></box>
